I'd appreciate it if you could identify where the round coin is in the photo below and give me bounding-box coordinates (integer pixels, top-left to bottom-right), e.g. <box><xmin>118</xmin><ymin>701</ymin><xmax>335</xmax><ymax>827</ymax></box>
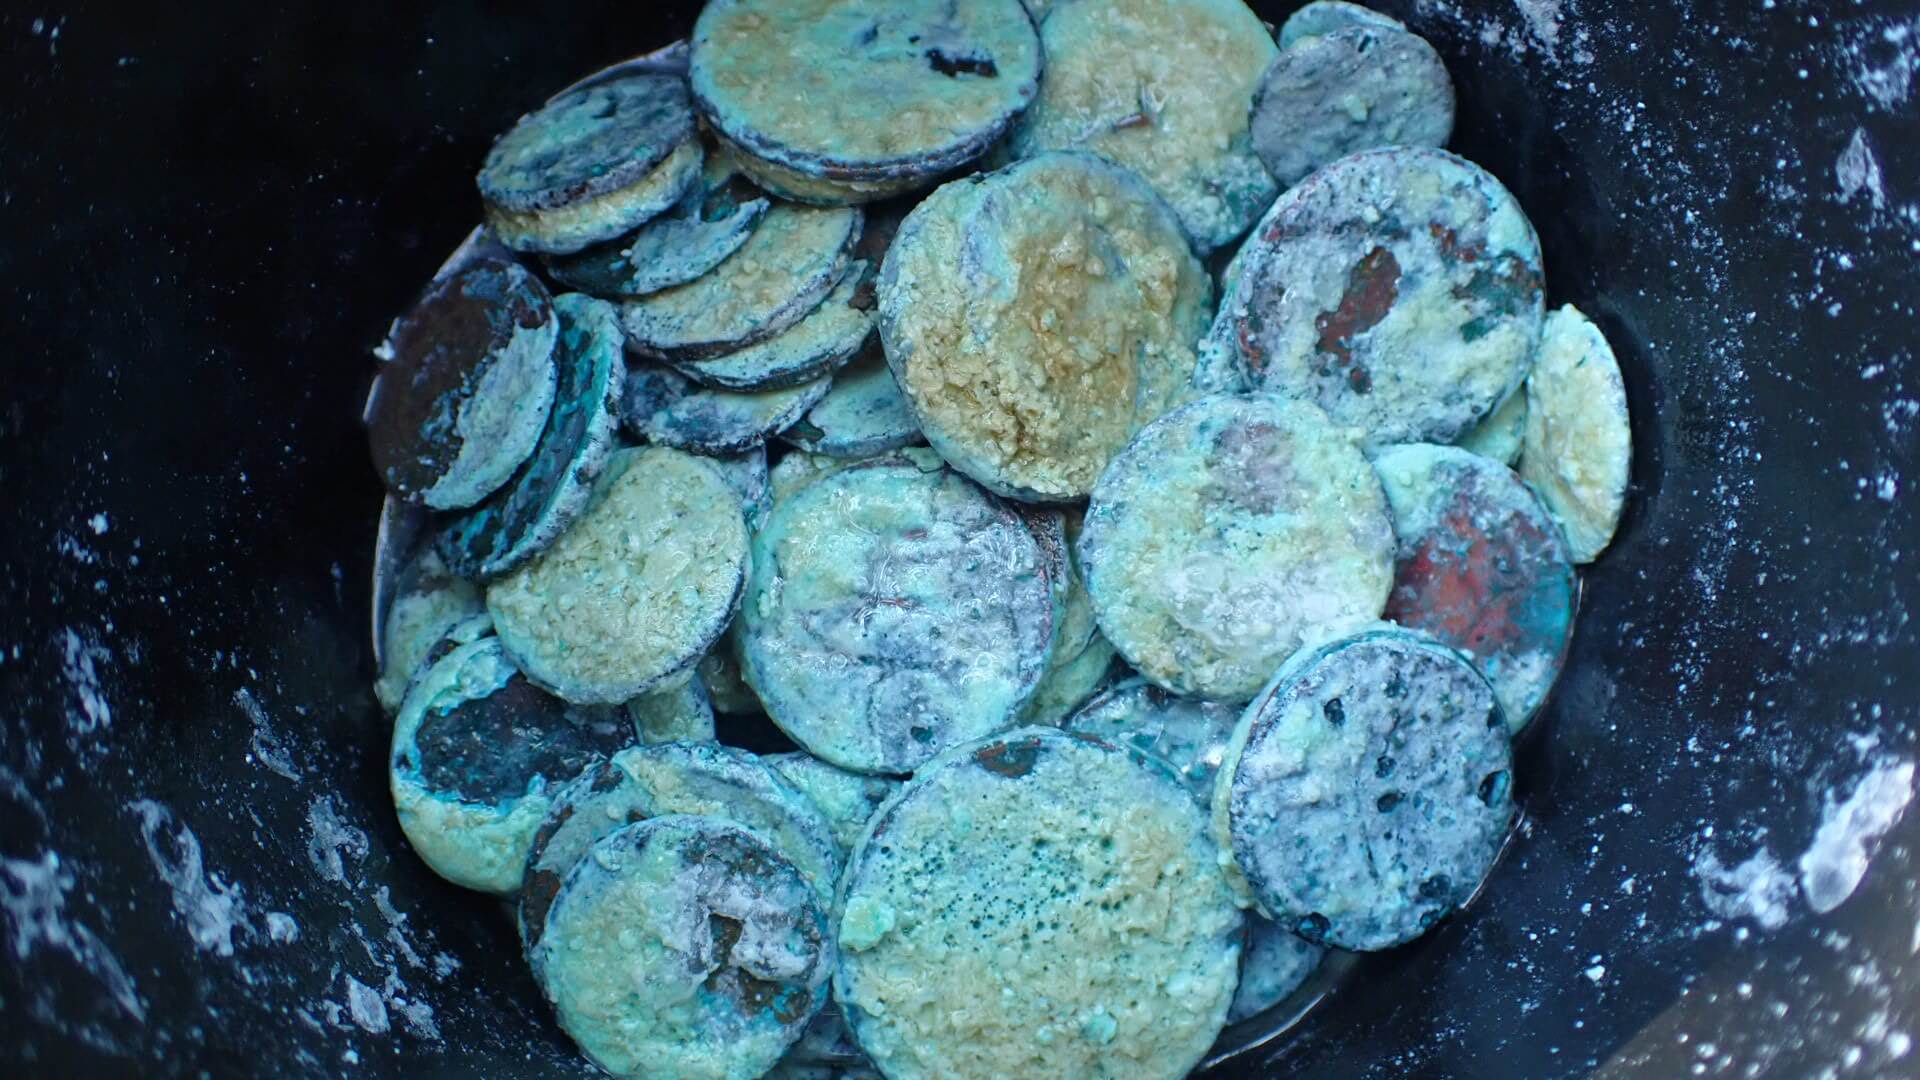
<box><xmin>1080</xmin><ymin>393</ymin><xmax>1394</xmax><ymax>702</ymax></box>
<box><xmin>1215</xmin><ymin>628</ymin><xmax>1514</xmax><ymax>951</ymax></box>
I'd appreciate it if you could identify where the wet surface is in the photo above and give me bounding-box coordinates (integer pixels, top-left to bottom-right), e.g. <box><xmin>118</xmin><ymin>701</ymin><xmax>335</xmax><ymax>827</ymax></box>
<box><xmin>365</xmin><ymin>260</ymin><xmax>557</xmax><ymax>503</ymax></box>
<box><xmin>624</xmin><ymin>363</ymin><xmax>830</xmax><ymax>454</ymax></box>
<box><xmin>435</xmin><ymin>294</ymin><xmax>622</xmax><ymax>579</ymax></box>
<box><xmin>973</xmin><ymin>736</ymin><xmax>1045</xmax><ymax>779</ymax></box>
<box><xmin>478</xmin><ymin>72</ymin><xmax>696</xmax><ymax>212</ymax></box>
<box><xmin>411</xmin><ymin>677</ymin><xmax>628</xmax><ymax>806</ymax></box>
<box><xmin>1252</xmin><ymin>22</ymin><xmax>1455</xmax><ymax>187</ymax></box>
<box><xmin>545</xmin><ymin>168</ymin><xmax>768</xmax><ymax>298</ymax></box>
<box><xmin>1064</xmin><ymin>677</ymin><xmax>1241</xmax><ymax>799</ymax></box>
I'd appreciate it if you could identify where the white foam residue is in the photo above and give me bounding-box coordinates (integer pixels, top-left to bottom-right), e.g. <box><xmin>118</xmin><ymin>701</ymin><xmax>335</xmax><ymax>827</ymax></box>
<box><xmin>332</xmin><ymin>965</ymin><xmax>441</xmax><ymax>1043</ymax></box>
<box><xmin>1799</xmin><ymin>758</ymin><xmax>1915</xmax><ymax>914</ymax></box>
<box><xmin>1694</xmin><ymin>846</ymin><xmax>1796</xmax><ymax>930</ymax></box>
<box><xmin>130</xmin><ymin>799</ymin><xmax>248</xmax><ymax>956</ymax></box>
<box><xmin>1421</xmin><ymin>0</ymin><xmax>1592</xmax><ymax>64</ymax></box>
<box><xmin>381</xmin><ymin>968</ymin><xmax>442</xmax><ymax>1040</ymax></box>
<box><xmin>296</xmin><ymin>813</ymin><xmax>454</xmax><ymax>1045</ymax></box>
<box><xmin>373</xmin><ymin>885</ymin><xmax>423</xmax><ymax>968</ymax></box>
<box><xmin>1836</xmin><ymin>128</ymin><xmax>1887</xmax><ymax>209</ymax></box>
<box><xmin>1842</xmin><ymin>16</ymin><xmax>1918</xmax><ymax>109</ymax></box>
<box><xmin>307</xmin><ymin>795</ymin><xmax>370</xmax><ymax>883</ymax></box>
<box><xmin>265</xmin><ymin>912</ymin><xmax>300</xmax><ymax>944</ymax></box>
<box><xmin>344</xmin><ymin>974</ymin><xmax>390</xmax><ymax>1034</ymax></box>
<box><xmin>0</xmin><ymin>852</ymin><xmax>145</xmax><ymax>1020</ymax></box>
<box><xmin>236</xmin><ymin>688</ymin><xmax>300</xmax><ymax>781</ymax></box>
<box><xmin>393</xmin><ymin>996</ymin><xmax>441</xmax><ymax>1040</ymax></box>
<box><xmin>1512</xmin><ymin>0</ymin><xmax>1563</xmax><ymax>50</ymax></box>
<box><xmin>87</xmin><ymin>512</ymin><xmax>110</xmax><ymax>535</ymax></box>
<box><xmin>60</xmin><ymin>628</ymin><xmax>112</xmax><ymax>734</ymax></box>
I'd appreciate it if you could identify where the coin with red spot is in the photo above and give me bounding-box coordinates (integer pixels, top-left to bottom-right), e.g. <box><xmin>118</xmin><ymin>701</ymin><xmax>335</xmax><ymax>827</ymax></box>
<box><xmin>1204</xmin><ymin>147</ymin><xmax>1544</xmax><ymax>448</ymax></box>
<box><xmin>1372</xmin><ymin>443</ymin><xmax>1576</xmax><ymax>730</ymax></box>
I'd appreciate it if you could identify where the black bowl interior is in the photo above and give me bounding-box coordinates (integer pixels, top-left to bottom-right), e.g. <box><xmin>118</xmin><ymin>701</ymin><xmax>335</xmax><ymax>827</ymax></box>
<box><xmin>3</xmin><ymin>1</ymin><xmax>1917</xmax><ymax>1076</ymax></box>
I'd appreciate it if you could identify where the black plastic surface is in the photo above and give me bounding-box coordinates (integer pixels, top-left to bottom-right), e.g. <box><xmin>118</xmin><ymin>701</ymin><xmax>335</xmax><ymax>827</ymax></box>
<box><xmin>3</xmin><ymin>2</ymin><xmax>1917</xmax><ymax>1077</ymax></box>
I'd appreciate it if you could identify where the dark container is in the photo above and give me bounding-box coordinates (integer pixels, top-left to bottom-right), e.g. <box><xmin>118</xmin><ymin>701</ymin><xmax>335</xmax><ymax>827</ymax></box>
<box><xmin>3</xmin><ymin>1</ymin><xmax>1916</xmax><ymax>1076</ymax></box>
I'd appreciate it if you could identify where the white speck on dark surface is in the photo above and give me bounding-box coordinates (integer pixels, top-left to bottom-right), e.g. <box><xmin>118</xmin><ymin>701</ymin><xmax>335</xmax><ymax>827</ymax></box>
<box><xmin>1837</xmin><ymin>15</ymin><xmax>1918</xmax><ymax>109</ymax></box>
<box><xmin>1799</xmin><ymin>758</ymin><xmax>1914</xmax><ymax>915</ymax></box>
<box><xmin>373</xmin><ymin>886</ymin><xmax>424</xmax><ymax>968</ymax></box>
<box><xmin>1693</xmin><ymin>846</ymin><xmax>1796</xmax><ymax>931</ymax></box>
<box><xmin>54</xmin><ymin>530</ymin><xmax>97</xmax><ymax>564</ymax></box>
<box><xmin>1835</xmin><ymin>128</ymin><xmax>1886</xmax><ymax>209</ymax></box>
<box><xmin>237</xmin><ymin>687</ymin><xmax>302</xmax><ymax>781</ymax></box>
<box><xmin>382</xmin><ymin>968</ymin><xmax>443</xmax><ymax>1040</ymax></box>
<box><xmin>265</xmin><ymin>911</ymin><xmax>300</xmax><ymax>944</ymax></box>
<box><xmin>59</xmin><ymin>628</ymin><xmax>112</xmax><ymax>736</ymax></box>
<box><xmin>0</xmin><ymin>852</ymin><xmax>145</xmax><ymax>1022</ymax></box>
<box><xmin>130</xmin><ymin>799</ymin><xmax>249</xmax><ymax>957</ymax></box>
<box><xmin>344</xmin><ymin>974</ymin><xmax>390</xmax><ymax>1035</ymax></box>
<box><xmin>1511</xmin><ymin>0</ymin><xmax>1564</xmax><ymax>51</ymax></box>
<box><xmin>27</xmin><ymin>15</ymin><xmax>66</xmax><ymax>58</ymax></box>
<box><xmin>1423</xmin><ymin>0</ymin><xmax>1591</xmax><ymax>63</ymax></box>
<box><xmin>306</xmin><ymin>795</ymin><xmax>369</xmax><ymax>884</ymax></box>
